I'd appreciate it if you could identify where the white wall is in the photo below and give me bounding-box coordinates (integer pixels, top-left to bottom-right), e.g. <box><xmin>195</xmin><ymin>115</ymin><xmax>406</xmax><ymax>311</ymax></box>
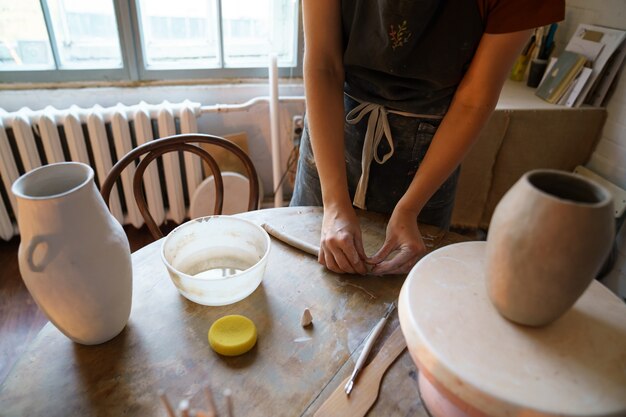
<box><xmin>0</xmin><ymin>82</ymin><xmax>305</xmax><ymax>200</ymax></box>
<box><xmin>559</xmin><ymin>0</ymin><xmax>626</xmax><ymax>298</ymax></box>
<box><xmin>1</xmin><ymin>0</ymin><xmax>624</xmax><ymax>297</ymax></box>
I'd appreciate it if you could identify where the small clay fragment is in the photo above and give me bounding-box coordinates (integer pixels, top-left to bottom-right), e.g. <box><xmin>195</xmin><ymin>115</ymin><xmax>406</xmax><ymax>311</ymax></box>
<box><xmin>301</xmin><ymin>308</ymin><xmax>313</xmax><ymax>327</ymax></box>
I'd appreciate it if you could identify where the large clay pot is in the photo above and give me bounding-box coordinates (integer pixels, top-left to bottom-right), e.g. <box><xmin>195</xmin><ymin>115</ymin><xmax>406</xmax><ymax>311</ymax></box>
<box><xmin>485</xmin><ymin>169</ymin><xmax>614</xmax><ymax>327</ymax></box>
<box><xmin>12</xmin><ymin>162</ymin><xmax>132</xmax><ymax>345</ymax></box>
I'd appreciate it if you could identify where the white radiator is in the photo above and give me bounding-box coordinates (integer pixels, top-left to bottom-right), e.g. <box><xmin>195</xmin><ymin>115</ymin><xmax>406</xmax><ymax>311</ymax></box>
<box><xmin>0</xmin><ymin>101</ymin><xmax>204</xmax><ymax>241</ymax></box>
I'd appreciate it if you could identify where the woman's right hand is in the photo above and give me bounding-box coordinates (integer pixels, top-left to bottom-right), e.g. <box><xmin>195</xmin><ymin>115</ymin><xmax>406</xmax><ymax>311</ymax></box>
<box><xmin>302</xmin><ymin>0</ymin><xmax>364</xmax><ymax>274</ymax></box>
<box><xmin>319</xmin><ymin>204</ymin><xmax>368</xmax><ymax>275</ymax></box>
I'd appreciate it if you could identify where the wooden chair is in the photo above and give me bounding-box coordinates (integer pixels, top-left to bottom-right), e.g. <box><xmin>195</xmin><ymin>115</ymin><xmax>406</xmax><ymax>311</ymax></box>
<box><xmin>101</xmin><ymin>133</ymin><xmax>259</xmax><ymax>240</ymax></box>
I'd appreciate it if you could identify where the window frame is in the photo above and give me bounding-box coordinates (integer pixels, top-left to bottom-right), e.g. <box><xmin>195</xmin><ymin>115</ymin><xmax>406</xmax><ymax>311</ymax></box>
<box><xmin>0</xmin><ymin>0</ymin><xmax>303</xmax><ymax>85</ymax></box>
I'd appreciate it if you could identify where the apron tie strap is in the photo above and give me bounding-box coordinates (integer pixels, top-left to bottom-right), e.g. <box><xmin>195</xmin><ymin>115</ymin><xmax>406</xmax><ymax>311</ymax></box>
<box><xmin>345</xmin><ymin>95</ymin><xmax>442</xmax><ymax>210</ymax></box>
<box><xmin>346</xmin><ymin>102</ymin><xmax>394</xmax><ymax>209</ymax></box>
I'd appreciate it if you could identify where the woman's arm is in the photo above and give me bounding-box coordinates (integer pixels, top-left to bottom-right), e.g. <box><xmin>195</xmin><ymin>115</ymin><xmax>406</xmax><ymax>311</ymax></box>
<box><xmin>371</xmin><ymin>29</ymin><xmax>533</xmax><ymax>274</ymax></box>
<box><xmin>302</xmin><ymin>0</ymin><xmax>368</xmax><ymax>274</ymax></box>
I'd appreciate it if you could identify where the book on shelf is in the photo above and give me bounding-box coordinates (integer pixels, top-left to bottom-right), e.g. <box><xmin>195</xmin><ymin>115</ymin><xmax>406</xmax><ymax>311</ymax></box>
<box><xmin>558</xmin><ymin>67</ymin><xmax>593</xmax><ymax>107</ymax></box>
<box><xmin>535</xmin><ymin>51</ymin><xmax>587</xmax><ymax>104</ymax></box>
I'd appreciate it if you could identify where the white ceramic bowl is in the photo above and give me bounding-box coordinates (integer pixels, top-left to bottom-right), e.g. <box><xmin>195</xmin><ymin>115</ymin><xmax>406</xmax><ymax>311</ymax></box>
<box><xmin>161</xmin><ymin>216</ymin><xmax>271</xmax><ymax>306</ymax></box>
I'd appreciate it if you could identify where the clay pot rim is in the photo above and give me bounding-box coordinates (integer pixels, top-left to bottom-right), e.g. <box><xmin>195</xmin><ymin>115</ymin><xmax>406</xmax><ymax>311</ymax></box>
<box><xmin>11</xmin><ymin>161</ymin><xmax>94</xmax><ymax>201</ymax></box>
<box><xmin>523</xmin><ymin>169</ymin><xmax>612</xmax><ymax>208</ymax></box>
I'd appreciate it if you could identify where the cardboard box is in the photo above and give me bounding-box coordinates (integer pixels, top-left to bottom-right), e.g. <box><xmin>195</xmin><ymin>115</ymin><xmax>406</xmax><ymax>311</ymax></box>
<box><xmin>452</xmin><ymin>83</ymin><xmax>607</xmax><ymax>230</ymax></box>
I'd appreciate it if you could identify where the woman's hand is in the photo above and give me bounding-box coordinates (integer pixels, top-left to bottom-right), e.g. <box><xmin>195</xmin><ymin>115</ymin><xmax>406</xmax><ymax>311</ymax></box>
<box><xmin>368</xmin><ymin>207</ymin><xmax>426</xmax><ymax>275</ymax></box>
<box><xmin>319</xmin><ymin>204</ymin><xmax>368</xmax><ymax>275</ymax></box>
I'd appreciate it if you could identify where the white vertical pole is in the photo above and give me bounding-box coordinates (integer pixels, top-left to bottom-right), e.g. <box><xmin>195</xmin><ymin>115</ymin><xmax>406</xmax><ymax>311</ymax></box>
<box><xmin>269</xmin><ymin>54</ymin><xmax>283</xmax><ymax>208</ymax></box>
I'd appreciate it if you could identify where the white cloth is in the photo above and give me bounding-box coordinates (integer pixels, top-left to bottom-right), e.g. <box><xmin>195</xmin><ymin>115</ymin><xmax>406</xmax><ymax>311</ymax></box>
<box><xmin>345</xmin><ymin>97</ymin><xmax>442</xmax><ymax>209</ymax></box>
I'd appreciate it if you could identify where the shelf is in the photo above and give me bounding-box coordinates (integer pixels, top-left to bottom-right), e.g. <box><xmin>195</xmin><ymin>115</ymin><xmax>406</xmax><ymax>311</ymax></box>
<box><xmin>496</xmin><ymin>79</ymin><xmax>602</xmax><ymax>110</ymax></box>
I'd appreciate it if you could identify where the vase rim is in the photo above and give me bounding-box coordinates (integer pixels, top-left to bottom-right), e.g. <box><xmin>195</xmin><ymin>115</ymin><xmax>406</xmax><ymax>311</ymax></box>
<box><xmin>11</xmin><ymin>162</ymin><xmax>94</xmax><ymax>201</ymax></box>
<box><xmin>523</xmin><ymin>169</ymin><xmax>612</xmax><ymax>208</ymax></box>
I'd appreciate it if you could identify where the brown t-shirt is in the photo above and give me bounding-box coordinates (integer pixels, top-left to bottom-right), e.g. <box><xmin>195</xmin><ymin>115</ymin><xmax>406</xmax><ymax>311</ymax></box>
<box><xmin>478</xmin><ymin>0</ymin><xmax>565</xmax><ymax>34</ymax></box>
<box><xmin>342</xmin><ymin>0</ymin><xmax>565</xmax><ymax>114</ymax></box>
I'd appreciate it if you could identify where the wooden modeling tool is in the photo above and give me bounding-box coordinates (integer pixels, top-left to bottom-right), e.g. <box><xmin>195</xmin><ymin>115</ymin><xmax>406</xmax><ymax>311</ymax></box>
<box><xmin>314</xmin><ymin>325</ymin><xmax>407</xmax><ymax>417</ymax></box>
<box><xmin>160</xmin><ymin>385</ymin><xmax>231</xmax><ymax>417</ymax></box>
<box><xmin>178</xmin><ymin>399</ymin><xmax>190</xmax><ymax>417</ymax></box>
<box><xmin>159</xmin><ymin>390</ymin><xmax>176</xmax><ymax>417</ymax></box>
<box><xmin>204</xmin><ymin>386</ymin><xmax>217</xmax><ymax>417</ymax></box>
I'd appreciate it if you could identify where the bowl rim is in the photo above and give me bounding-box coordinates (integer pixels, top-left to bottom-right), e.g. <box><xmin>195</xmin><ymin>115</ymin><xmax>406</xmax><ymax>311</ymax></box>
<box><xmin>160</xmin><ymin>215</ymin><xmax>271</xmax><ymax>282</ymax></box>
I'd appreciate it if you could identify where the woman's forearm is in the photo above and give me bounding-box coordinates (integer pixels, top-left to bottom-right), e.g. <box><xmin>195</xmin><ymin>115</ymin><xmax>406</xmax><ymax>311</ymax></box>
<box><xmin>304</xmin><ymin>67</ymin><xmax>351</xmax><ymax>210</ymax></box>
<box><xmin>396</xmin><ymin>30</ymin><xmax>532</xmax><ymax>217</ymax></box>
<box><xmin>301</xmin><ymin>0</ymin><xmax>350</xmax><ymax>211</ymax></box>
<box><xmin>396</xmin><ymin>90</ymin><xmax>496</xmax><ymax>216</ymax></box>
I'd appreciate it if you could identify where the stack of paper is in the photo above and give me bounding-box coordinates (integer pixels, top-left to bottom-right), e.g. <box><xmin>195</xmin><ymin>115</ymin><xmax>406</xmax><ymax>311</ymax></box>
<box><xmin>565</xmin><ymin>24</ymin><xmax>626</xmax><ymax>107</ymax></box>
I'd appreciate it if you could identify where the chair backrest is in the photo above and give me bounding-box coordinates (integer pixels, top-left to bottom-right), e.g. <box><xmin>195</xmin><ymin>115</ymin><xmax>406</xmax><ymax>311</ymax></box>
<box><xmin>101</xmin><ymin>133</ymin><xmax>259</xmax><ymax>240</ymax></box>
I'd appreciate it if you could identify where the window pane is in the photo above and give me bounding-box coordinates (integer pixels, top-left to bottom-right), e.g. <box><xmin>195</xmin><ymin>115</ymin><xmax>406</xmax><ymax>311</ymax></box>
<box><xmin>138</xmin><ymin>0</ymin><xmax>220</xmax><ymax>69</ymax></box>
<box><xmin>222</xmin><ymin>0</ymin><xmax>297</xmax><ymax>68</ymax></box>
<box><xmin>0</xmin><ymin>0</ymin><xmax>55</xmax><ymax>71</ymax></box>
<box><xmin>46</xmin><ymin>0</ymin><xmax>123</xmax><ymax>69</ymax></box>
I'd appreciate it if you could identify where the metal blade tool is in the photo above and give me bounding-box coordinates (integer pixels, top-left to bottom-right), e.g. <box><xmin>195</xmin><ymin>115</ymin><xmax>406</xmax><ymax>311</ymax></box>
<box><xmin>344</xmin><ymin>302</ymin><xmax>396</xmax><ymax>395</ymax></box>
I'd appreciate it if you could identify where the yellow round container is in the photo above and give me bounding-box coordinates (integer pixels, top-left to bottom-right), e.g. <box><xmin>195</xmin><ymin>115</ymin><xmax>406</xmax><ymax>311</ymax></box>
<box><xmin>208</xmin><ymin>315</ymin><xmax>257</xmax><ymax>356</ymax></box>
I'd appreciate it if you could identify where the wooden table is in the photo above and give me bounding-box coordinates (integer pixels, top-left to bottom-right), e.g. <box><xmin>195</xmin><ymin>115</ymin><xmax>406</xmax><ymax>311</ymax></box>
<box><xmin>0</xmin><ymin>206</ymin><xmax>469</xmax><ymax>417</ymax></box>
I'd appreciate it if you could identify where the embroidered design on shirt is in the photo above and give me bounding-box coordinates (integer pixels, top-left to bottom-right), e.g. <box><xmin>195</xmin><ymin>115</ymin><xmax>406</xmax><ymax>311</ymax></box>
<box><xmin>389</xmin><ymin>21</ymin><xmax>412</xmax><ymax>49</ymax></box>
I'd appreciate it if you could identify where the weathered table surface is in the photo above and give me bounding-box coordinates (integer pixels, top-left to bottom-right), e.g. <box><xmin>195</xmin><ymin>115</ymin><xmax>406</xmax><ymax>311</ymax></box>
<box><xmin>0</xmin><ymin>206</ymin><xmax>469</xmax><ymax>417</ymax></box>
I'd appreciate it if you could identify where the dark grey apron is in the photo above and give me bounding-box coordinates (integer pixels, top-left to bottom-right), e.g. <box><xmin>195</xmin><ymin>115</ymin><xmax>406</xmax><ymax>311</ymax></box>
<box><xmin>342</xmin><ymin>0</ymin><xmax>485</xmax><ymax>114</ymax></box>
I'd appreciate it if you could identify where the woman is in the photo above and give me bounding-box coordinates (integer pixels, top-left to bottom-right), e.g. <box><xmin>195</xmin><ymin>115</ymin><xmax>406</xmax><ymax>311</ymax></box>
<box><xmin>291</xmin><ymin>0</ymin><xmax>565</xmax><ymax>275</ymax></box>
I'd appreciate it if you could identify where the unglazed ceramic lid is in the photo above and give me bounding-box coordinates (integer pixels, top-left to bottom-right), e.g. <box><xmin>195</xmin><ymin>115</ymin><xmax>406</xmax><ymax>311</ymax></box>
<box><xmin>398</xmin><ymin>241</ymin><xmax>626</xmax><ymax>417</ymax></box>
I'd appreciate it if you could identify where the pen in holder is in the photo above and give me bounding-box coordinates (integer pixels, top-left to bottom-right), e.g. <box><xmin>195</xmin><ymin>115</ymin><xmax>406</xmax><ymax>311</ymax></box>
<box><xmin>528</xmin><ymin>23</ymin><xmax>557</xmax><ymax>87</ymax></box>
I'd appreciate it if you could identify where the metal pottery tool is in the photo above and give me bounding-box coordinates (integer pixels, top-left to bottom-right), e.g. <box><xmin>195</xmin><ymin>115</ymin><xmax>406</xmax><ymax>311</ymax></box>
<box><xmin>345</xmin><ymin>302</ymin><xmax>396</xmax><ymax>395</ymax></box>
<box><xmin>314</xmin><ymin>325</ymin><xmax>407</xmax><ymax>417</ymax></box>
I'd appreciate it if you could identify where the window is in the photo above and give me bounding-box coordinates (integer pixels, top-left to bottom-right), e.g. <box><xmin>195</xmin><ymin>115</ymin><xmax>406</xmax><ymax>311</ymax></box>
<box><xmin>48</xmin><ymin>0</ymin><xmax>123</xmax><ymax>69</ymax></box>
<box><xmin>0</xmin><ymin>0</ymin><xmax>301</xmax><ymax>84</ymax></box>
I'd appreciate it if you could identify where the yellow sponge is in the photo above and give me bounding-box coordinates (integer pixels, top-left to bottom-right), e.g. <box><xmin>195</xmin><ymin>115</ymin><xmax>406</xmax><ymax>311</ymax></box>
<box><xmin>208</xmin><ymin>315</ymin><xmax>257</xmax><ymax>356</ymax></box>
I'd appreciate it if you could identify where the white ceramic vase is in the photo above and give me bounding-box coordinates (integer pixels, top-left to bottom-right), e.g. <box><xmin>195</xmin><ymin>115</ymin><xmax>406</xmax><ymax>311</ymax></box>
<box><xmin>12</xmin><ymin>162</ymin><xmax>132</xmax><ymax>345</ymax></box>
<box><xmin>485</xmin><ymin>169</ymin><xmax>614</xmax><ymax>326</ymax></box>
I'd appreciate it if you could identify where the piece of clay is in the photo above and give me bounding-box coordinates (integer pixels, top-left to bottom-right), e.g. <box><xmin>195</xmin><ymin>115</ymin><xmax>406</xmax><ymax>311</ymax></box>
<box><xmin>301</xmin><ymin>308</ymin><xmax>313</xmax><ymax>327</ymax></box>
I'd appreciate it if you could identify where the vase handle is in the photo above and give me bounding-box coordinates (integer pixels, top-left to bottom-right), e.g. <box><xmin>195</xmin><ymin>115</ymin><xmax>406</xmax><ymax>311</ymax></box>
<box><xmin>27</xmin><ymin>236</ymin><xmax>51</xmax><ymax>273</ymax></box>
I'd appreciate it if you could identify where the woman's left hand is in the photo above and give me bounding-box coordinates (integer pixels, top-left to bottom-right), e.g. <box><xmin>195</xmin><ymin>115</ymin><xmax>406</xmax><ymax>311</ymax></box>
<box><xmin>368</xmin><ymin>207</ymin><xmax>427</xmax><ymax>275</ymax></box>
